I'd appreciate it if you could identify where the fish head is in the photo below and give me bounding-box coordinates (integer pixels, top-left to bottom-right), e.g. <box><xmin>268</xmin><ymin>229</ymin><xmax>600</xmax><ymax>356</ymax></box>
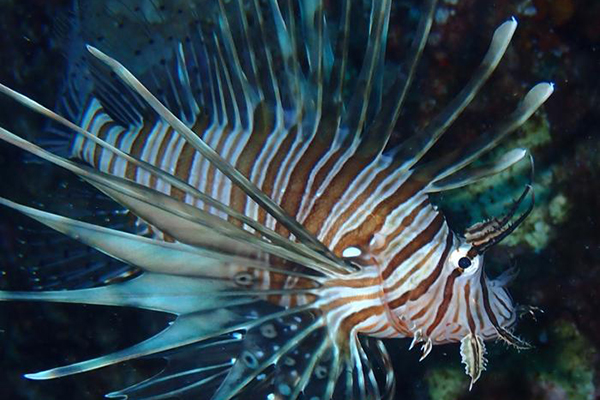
<box><xmin>445</xmin><ymin>239</ymin><xmax>518</xmax><ymax>341</ymax></box>
<box><xmin>445</xmin><ymin>183</ymin><xmax>535</xmax><ymax>347</ymax></box>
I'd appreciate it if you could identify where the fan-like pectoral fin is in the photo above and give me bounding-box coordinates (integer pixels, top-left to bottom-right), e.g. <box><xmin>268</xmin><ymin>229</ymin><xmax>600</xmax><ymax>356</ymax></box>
<box><xmin>460</xmin><ymin>333</ymin><xmax>487</xmax><ymax>390</ymax></box>
<box><xmin>205</xmin><ymin>309</ymin><xmax>395</xmax><ymax>400</ymax></box>
<box><xmin>0</xmin><ymin>197</ymin><xmax>280</xmax><ymax>278</ymax></box>
<box><xmin>23</xmin><ymin>308</ymin><xmax>251</xmax><ymax>380</ymax></box>
<box><xmin>0</xmin><ymin>126</ymin><xmax>344</xmax><ymax>276</ymax></box>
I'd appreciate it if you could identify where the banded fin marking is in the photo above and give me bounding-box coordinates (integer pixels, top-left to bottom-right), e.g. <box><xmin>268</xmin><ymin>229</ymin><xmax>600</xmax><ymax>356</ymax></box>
<box><xmin>0</xmin><ymin>83</ymin><xmax>341</xmax><ymax>274</ymax></box>
<box><xmin>85</xmin><ymin>45</ymin><xmax>350</xmax><ymax>272</ymax></box>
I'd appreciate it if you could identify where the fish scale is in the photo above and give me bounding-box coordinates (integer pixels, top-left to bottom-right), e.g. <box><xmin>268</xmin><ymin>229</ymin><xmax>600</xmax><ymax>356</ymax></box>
<box><xmin>0</xmin><ymin>0</ymin><xmax>553</xmax><ymax>398</ymax></box>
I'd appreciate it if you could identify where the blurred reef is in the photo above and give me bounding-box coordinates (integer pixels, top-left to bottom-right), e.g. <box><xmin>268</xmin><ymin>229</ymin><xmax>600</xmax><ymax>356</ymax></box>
<box><xmin>0</xmin><ymin>0</ymin><xmax>599</xmax><ymax>399</ymax></box>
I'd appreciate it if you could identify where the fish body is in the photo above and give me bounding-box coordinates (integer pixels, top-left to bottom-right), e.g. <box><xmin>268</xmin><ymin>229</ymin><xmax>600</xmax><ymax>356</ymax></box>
<box><xmin>0</xmin><ymin>0</ymin><xmax>552</xmax><ymax>399</ymax></box>
<box><xmin>72</xmin><ymin>83</ymin><xmax>515</xmax><ymax>346</ymax></box>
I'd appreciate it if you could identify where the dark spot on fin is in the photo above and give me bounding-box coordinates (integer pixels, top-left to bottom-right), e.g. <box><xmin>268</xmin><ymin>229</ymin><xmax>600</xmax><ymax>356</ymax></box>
<box><xmin>73</xmin><ymin>0</ymin><xmax>213</xmax><ymax>128</ymax></box>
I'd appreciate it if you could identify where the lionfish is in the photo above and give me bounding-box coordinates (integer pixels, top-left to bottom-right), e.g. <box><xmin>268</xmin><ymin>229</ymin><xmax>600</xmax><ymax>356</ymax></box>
<box><xmin>0</xmin><ymin>0</ymin><xmax>553</xmax><ymax>399</ymax></box>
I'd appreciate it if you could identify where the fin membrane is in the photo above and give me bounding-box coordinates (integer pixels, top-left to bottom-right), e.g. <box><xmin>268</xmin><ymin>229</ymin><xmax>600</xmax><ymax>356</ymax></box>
<box><xmin>2</xmin><ymin>177</ymin><xmax>138</xmax><ymax>290</ymax></box>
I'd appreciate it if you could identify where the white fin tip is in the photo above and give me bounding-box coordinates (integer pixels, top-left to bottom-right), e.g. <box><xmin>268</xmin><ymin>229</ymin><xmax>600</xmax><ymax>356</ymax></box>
<box><xmin>523</xmin><ymin>82</ymin><xmax>554</xmax><ymax>109</ymax></box>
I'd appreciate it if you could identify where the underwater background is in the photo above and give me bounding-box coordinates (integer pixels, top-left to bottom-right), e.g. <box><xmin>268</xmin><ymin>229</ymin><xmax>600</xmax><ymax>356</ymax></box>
<box><xmin>0</xmin><ymin>0</ymin><xmax>598</xmax><ymax>399</ymax></box>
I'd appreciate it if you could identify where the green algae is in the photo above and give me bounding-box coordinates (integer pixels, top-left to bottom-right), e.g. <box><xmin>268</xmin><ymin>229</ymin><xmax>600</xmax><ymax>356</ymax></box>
<box><xmin>530</xmin><ymin>320</ymin><xmax>596</xmax><ymax>400</ymax></box>
<box><xmin>501</xmin><ymin>191</ymin><xmax>570</xmax><ymax>250</ymax></box>
<box><xmin>425</xmin><ymin>364</ymin><xmax>468</xmax><ymax>400</ymax></box>
<box><xmin>433</xmin><ymin>110</ymin><xmax>569</xmax><ymax>252</ymax></box>
<box><xmin>423</xmin><ymin>320</ymin><xmax>596</xmax><ymax>400</ymax></box>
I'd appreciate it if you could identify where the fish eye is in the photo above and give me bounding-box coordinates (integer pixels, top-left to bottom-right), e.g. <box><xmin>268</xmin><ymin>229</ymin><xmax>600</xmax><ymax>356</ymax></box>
<box><xmin>449</xmin><ymin>244</ymin><xmax>481</xmax><ymax>276</ymax></box>
<box><xmin>458</xmin><ymin>257</ymin><xmax>472</xmax><ymax>269</ymax></box>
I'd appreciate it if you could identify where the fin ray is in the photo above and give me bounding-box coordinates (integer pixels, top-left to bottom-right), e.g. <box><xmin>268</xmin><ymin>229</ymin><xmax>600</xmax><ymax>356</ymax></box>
<box><xmin>0</xmin><ymin>82</ymin><xmax>336</xmax><ymax>267</ymax></box>
<box><xmin>396</xmin><ymin>18</ymin><xmax>518</xmax><ymax>169</ymax></box>
<box><xmin>106</xmin><ymin>336</ymin><xmax>241</xmax><ymax>399</ymax></box>
<box><xmin>365</xmin><ymin>0</ymin><xmax>437</xmax><ymax>152</ymax></box>
<box><xmin>341</xmin><ymin>0</ymin><xmax>392</xmax><ymax>139</ymax></box>
<box><xmin>0</xmin><ymin>197</ymin><xmax>321</xmax><ymax>284</ymax></box>
<box><xmin>0</xmin><ymin>125</ymin><xmax>345</xmax><ymax>276</ymax></box>
<box><xmin>23</xmin><ymin>309</ymin><xmax>253</xmax><ymax>380</ymax></box>
<box><xmin>421</xmin><ymin>82</ymin><xmax>554</xmax><ymax>182</ymax></box>
<box><xmin>211</xmin><ymin>311</ymin><xmax>324</xmax><ymax>400</ymax></box>
<box><xmin>86</xmin><ymin>45</ymin><xmax>349</xmax><ymax>271</ymax></box>
<box><xmin>426</xmin><ymin>148</ymin><xmax>527</xmax><ymax>192</ymax></box>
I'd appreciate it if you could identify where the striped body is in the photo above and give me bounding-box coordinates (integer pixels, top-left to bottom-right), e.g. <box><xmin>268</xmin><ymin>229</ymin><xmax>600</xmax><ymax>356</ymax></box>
<box><xmin>72</xmin><ymin>95</ymin><xmax>516</xmax><ymax>345</ymax></box>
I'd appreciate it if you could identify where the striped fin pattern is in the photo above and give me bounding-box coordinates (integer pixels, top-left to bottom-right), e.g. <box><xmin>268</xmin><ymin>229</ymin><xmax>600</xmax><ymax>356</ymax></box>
<box><xmin>0</xmin><ymin>0</ymin><xmax>554</xmax><ymax>399</ymax></box>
